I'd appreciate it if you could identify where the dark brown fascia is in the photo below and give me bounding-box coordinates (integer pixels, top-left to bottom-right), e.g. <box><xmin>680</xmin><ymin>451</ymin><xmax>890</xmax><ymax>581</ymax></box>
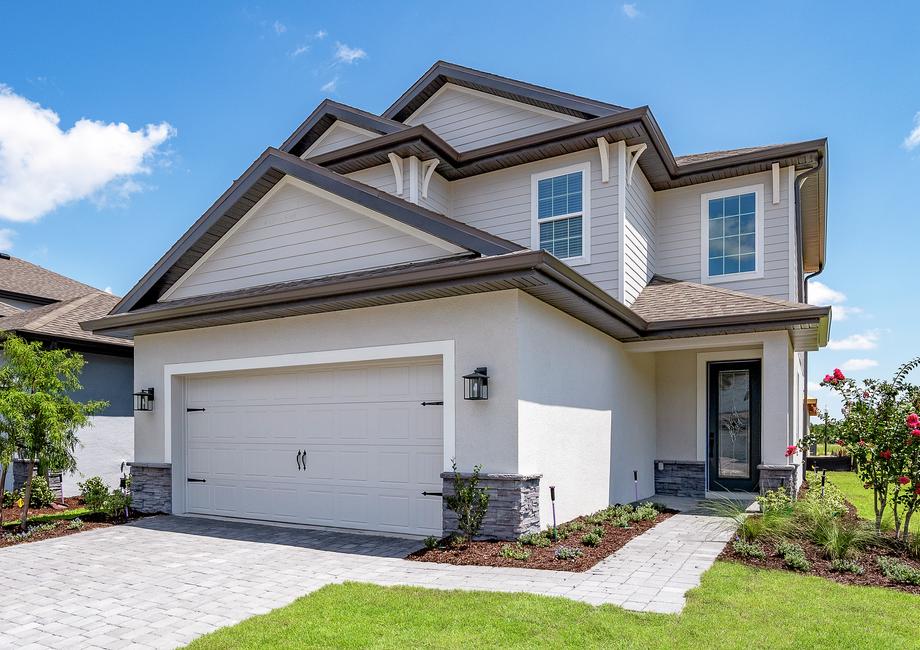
<box><xmin>382</xmin><ymin>60</ymin><xmax>628</xmax><ymax>122</ymax></box>
<box><xmin>85</xmin><ymin>249</ymin><xmax>827</xmax><ymax>343</ymax></box>
<box><xmin>280</xmin><ymin>99</ymin><xmax>407</xmax><ymax>158</ymax></box>
<box><xmin>111</xmin><ymin>149</ymin><xmax>523</xmax><ymax>316</ymax></box>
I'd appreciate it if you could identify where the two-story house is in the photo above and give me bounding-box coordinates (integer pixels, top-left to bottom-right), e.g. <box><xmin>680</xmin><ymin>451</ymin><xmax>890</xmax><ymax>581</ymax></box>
<box><xmin>85</xmin><ymin>62</ymin><xmax>829</xmax><ymax>539</ymax></box>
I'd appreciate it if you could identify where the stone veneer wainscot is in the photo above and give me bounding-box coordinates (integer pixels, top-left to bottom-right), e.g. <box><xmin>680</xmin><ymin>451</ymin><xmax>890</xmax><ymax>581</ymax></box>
<box><xmin>128</xmin><ymin>462</ymin><xmax>172</xmax><ymax>513</ymax></box>
<box><xmin>441</xmin><ymin>472</ymin><xmax>541</xmax><ymax>540</ymax></box>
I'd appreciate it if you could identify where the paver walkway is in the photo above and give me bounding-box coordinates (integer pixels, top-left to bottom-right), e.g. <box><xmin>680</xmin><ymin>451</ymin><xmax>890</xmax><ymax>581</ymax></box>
<box><xmin>0</xmin><ymin>512</ymin><xmax>735</xmax><ymax>649</ymax></box>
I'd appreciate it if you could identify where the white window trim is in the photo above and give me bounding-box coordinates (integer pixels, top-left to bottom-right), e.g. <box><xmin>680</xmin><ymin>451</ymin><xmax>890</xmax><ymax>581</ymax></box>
<box><xmin>530</xmin><ymin>162</ymin><xmax>591</xmax><ymax>266</ymax></box>
<box><xmin>700</xmin><ymin>183</ymin><xmax>765</xmax><ymax>284</ymax></box>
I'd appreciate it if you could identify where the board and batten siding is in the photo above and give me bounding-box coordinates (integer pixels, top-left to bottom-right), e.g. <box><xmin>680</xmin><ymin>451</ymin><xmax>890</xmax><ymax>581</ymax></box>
<box><xmin>304</xmin><ymin>121</ymin><xmax>377</xmax><ymax>158</ymax></box>
<box><xmin>164</xmin><ymin>182</ymin><xmax>458</xmax><ymax>301</ymax></box>
<box><xmin>655</xmin><ymin>169</ymin><xmax>793</xmax><ymax>300</ymax></box>
<box><xmin>450</xmin><ymin>149</ymin><xmax>620</xmax><ymax>296</ymax></box>
<box><xmin>623</xmin><ymin>166</ymin><xmax>656</xmax><ymax>305</ymax></box>
<box><xmin>405</xmin><ymin>84</ymin><xmax>581</xmax><ymax>152</ymax></box>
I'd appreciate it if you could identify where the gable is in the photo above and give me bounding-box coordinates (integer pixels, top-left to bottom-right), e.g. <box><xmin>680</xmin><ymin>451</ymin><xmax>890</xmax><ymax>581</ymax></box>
<box><xmin>163</xmin><ymin>178</ymin><xmax>467</xmax><ymax>302</ymax></box>
<box><xmin>404</xmin><ymin>84</ymin><xmax>582</xmax><ymax>152</ymax></box>
<box><xmin>303</xmin><ymin>120</ymin><xmax>379</xmax><ymax>158</ymax></box>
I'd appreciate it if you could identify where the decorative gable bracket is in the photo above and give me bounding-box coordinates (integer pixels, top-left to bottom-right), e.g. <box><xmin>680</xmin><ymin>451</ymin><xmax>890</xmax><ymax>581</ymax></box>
<box><xmin>388</xmin><ymin>152</ymin><xmax>404</xmax><ymax>196</ymax></box>
<box><xmin>626</xmin><ymin>143</ymin><xmax>647</xmax><ymax>186</ymax></box>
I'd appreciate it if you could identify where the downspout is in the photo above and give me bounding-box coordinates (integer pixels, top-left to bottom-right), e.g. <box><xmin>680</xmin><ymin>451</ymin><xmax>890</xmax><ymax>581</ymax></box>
<box><xmin>793</xmin><ymin>155</ymin><xmax>825</xmax><ymax>453</ymax></box>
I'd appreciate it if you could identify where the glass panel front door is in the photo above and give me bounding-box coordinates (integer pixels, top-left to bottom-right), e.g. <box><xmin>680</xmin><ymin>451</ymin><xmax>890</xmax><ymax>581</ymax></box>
<box><xmin>708</xmin><ymin>360</ymin><xmax>761</xmax><ymax>492</ymax></box>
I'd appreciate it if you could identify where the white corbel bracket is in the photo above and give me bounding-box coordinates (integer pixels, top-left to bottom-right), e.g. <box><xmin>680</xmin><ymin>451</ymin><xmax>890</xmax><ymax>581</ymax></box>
<box><xmin>387</xmin><ymin>152</ymin><xmax>404</xmax><ymax>196</ymax></box>
<box><xmin>626</xmin><ymin>143</ymin><xmax>647</xmax><ymax>186</ymax></box>
<box><xmin>597</xmin><ymin>137</ymin><xmax>610</xmax><ymax>183</ymax></box>
<box><xmin>421</xmin><ymin>159</ymin><xmax>439</xmax><ymax>199</ymax></box>
<box><xmin>771</xmin><ymin>162</ymin><xmax>781</xmax><ymax>204</ymax></box>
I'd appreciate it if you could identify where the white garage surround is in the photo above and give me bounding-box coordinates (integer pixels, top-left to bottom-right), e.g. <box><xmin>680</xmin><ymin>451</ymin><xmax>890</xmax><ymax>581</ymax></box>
<box><xmin>163</xmin><ymin>341</ymin><xmax>456</xmax><ymax>536</ymax></box>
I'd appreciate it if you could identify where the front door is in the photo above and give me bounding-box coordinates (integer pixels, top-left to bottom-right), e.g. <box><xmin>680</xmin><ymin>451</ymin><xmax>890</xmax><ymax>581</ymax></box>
<box><xmin>708</xmin><ymin>360</ymin><xmax>761</xmax><ymax>492</ymax></box>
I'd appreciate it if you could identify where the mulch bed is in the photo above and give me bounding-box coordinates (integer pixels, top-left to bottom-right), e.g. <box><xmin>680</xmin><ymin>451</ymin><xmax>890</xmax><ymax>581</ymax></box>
<box><xmin>719</xmin><ymin>482</ymin><xmax>920</xmax><ymax>595</ymax></box>
<box><xmin>1</xmin><ymin>496</ymin><xmax>85</xmax><ymax>523</ymax></box>
<box><xmin>408</xmin><ymin>511</ymin><xmax>673</xmax><ymax>572</ymax></box>
<box><xmin>0</xmin><ymin>518</ymin><xmax>114</xmax><ymax>548</ymax></box>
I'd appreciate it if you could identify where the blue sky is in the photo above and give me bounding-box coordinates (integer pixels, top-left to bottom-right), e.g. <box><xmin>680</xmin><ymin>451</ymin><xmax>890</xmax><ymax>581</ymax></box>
<box><xmin>1</xmin><ymin>1</ymin><xmax>918</xmax><ymax>413</ymax></box>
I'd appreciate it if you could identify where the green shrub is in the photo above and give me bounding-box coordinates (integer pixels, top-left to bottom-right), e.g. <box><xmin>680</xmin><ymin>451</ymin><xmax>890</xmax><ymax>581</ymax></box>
<box><xmin>632</xmin><ymin>503</ymin><xmax>659</xmax><ymax>522</ymax></box>
<box><xmin>612</xmin><ymin>514</ymin><xmax>631</xmax><ymax>528</ymax></box>
<box><xmin>757</xmin><ymin>488</ymin><xmax>792</xmax><ymax>515</ymax></box>
<box><xmin>776</xmin><ymin>541</ymin><xmax>811</xmax><ymax>572</ymax></box>
<box><xmin>708</xmin><ymin>499</ymin><xmax>790</xmax><ymax>542</ymax></box>
<box><xmin>498</xmin><ymin>543</ymin><xmax>531</xmax><ymax>561</ymax></box>
<box><xmin>423</xmin><ymin>536</ymin><xmax>439</xmax><ymax>550</ymax></box>
<box><xmin>103</xmin><ymin>488</ymin><xmax>131</xmax><ymax>519</ymax></box>
<box><xmin>581</xmin><ymin>532</ymin><xmax>602</xmax><ymax>547</ymax></box>
<box><xmin>443</xmin><ymin>462</ymin><xmax>490</xmax><ymax>542</ymax></box>
<box><xmin>830</xmin><ymin>559</ymin><xmax>864</xmax><ymax>575</ymax></box>
<box><xmin>519</xmin><ymin>531</ymin><xmax>552</xmax><ymax>547</ymax></box>
<box><xmin>877</xmin><ymin>556</ymin><xmax>920</xmax><ymax>585</ymax></box>
<box><xmin>554</xmin><ymin>546</ymin><xmax>582</xmax><ymax>561</ymax></box>
<box><xmin>803</xmin><ymin>517</ymin><xmax>877</xmax><ymax>562</ymax></box>
<box><xmin>592</xmin><ymin>526</ymin><xmax>604</xmax><ymax>538</ymax></box>
<box><xmin>732</xmin><ymin>539</ymin><xmax>766</xmax><ymax>559</ymax></box>
<box><xmin>28</xmin><ymin>476</ymin><xmax>55</xmax><ymax>508</ymax></box>
<box><xmin>2</xmin><ymin>488</ymin><xmax>20</xmax><ymax>508</ymax></box>
<box><xmin>79</xmin><ymin>476</ymin><xmax>109</xmax><ymax>513</ymax></box>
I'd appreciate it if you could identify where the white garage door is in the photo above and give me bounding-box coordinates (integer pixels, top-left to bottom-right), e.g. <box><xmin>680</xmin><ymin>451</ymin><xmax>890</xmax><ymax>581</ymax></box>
<box><xmin>184</xmin><ymin>357</ymin><xmax>444</xmax><ymax>536</ymax></box>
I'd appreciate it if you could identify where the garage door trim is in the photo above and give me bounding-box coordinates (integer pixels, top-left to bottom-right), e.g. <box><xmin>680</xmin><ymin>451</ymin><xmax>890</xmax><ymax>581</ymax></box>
<box><xmin>162</xmin><ymin>340</ymin><xmax>455</xmax><ymax>516</ymax></box>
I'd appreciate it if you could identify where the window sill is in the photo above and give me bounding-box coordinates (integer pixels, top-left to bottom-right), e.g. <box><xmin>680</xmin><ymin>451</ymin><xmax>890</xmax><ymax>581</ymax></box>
<box><xmin>701</xmin><ymin>269</ymin><xmax>764</xmax><ymax>284</ymax></box>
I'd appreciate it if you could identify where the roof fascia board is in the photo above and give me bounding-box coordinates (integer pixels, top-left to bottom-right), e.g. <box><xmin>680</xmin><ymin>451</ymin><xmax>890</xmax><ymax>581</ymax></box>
<box><xmin>280</xmin><ymin>100</ymin><xmax>406</xmax><ymax>156</ymax></box>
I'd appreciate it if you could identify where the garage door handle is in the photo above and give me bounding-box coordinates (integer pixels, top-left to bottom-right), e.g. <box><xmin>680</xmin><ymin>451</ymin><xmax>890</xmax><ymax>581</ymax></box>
<box><xmin>301</xmin><ymin>450</ymin><xmax>307</xmax><ymax>470</ymax></box>
<box><xmin>421</xmin><ymin>401</ymin><xmax>443</xmax><ymax>406</ymax></box>
<box><xmin>296</xmin><ymin>450</ymin><xmax>303</xmax><ymax>471</ymax></box>
<box><xmin>187</xmin><ymin>478</ymin><xmax>206</xmax><ymax>483</ymax></box>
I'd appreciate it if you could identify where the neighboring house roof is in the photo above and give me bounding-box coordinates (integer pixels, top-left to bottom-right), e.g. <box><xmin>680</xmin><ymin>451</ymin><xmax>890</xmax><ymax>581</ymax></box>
<box><xmin>110</xmin><ymin>149</ymin><xmax>524</xmax><ymax>315</ymax></box>
<box><xmin>281</xmin><ymin>99</ymin><xmax>408</xmax><ymax>158</ymax></box>
<box><xmin>1</xmin><ymin>290</ymin><xmax>132</xmax><ymax>349</ymax></box>
<box><xmin>0</xmin><ymin>301</ymin><xmax>23</xmax><ymax>317</ymax></box>
<box><xmin>85</xmin><ymin>252</ymin><xmax>829</xmax><ymax>349</ymax></box>
<box><xmin>0</xmin><ymin>254</ymin><xmax>102</xmax><ymax>304</ymax></box>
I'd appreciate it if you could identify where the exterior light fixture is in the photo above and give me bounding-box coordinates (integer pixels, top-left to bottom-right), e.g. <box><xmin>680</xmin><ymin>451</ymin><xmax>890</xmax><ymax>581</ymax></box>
<box><xmin>133</xmin><ymin>388</ymin><xmax>154</xmax><ymax>412</ymax></box>
<box><xmin>462</xmin><ymin>367</ymin><xmax>489</xmax><ymax>401</ymax></box>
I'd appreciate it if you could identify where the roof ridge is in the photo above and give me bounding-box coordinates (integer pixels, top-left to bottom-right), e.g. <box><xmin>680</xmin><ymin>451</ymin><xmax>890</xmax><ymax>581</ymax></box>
<box><xmin>28</xmin><ymin>292</ymin><xmax>99</xmax><ymax>330</ymax></box>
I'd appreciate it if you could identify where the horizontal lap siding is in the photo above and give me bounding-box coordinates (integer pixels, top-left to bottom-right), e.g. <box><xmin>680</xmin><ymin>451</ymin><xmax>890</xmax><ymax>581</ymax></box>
<box><xmin>450</xmin><ymin>150</ymin><xmax>619</xmax><ymax>297</ymax></box>
<box><xmin>306</xmin><ymin>123</ymin><xmax>376</xmax><ymax>157</ymax></box>
<box><xmin>655</xmin><ymin>169</ymin><xmax>793</xmax><ymax>300</ymax></box>
<box><xmin>623</xmin><ymin>167</ymin><xmax>656</xmax><ymax>305</ymax></box>
<box><xmin>166</xmin><ymin>183</ymin><xmax>452</xmax><ymax>300</ymax></box>
<box><xmin>405</xmin><ymin>85</ymin><xmax>579</xmax><ymax>152</ymax></box>
<box><xmin>347</xmin><ymin>164</ymin><xmax>398</xmax><ymax>195</ymax></box>
<box><xmin>420</xmin><ymin>172</ymin><xmax>450</xmax><ymax>215</ymax></box>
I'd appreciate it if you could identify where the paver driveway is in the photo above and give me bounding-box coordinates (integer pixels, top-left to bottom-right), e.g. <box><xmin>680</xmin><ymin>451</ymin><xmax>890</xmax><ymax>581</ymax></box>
<box><xmin>0</xmin><ymin>513</ymin><xmax>734</xmax><ymax>649</ymax></box>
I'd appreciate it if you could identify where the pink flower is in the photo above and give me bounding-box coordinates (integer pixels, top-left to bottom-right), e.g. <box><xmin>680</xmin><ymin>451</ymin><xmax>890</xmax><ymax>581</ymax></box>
<box><xmin>836</xmin><ymin>439</ymin><xmax>845</xmax><ymax>446</ymax></box>
<box><xmin>823</xmin><ymin>374</ymin><xmax>834</xmax><ymax>384</ymax></box>
<box><xmin>785</xmin><ymin>445</ymin><xmax>798</xmax><ymax>457</ymax></box>
<box><xmin>834</xmin><ymin>368</ymin><xmax>845</xmax><ymax>381</ymax></box>
<box><xmin>898</xmin><ymin>476</ymin><xmax>911</xmax><ymax>485</ymax></box>
<box><xmin>880</xmin><ymin>449</ymin><xmax>892</xmax><ymax>460</ymax></box>
<box><xmin>907</xmin><ymin>413</ymin><xmax>920</xmax><ymax>428</ymax></box>
<box><xmin>912</xmin><ymin>429</ymin><xmax>920</xmax><ymax>438</ymax></box>
<box><xmin>858</xmin><ymin>440</ymin><xmax>867</xmax><ymax>447</ymax></box>
<box><xmin>915</xmin><ymin>486</ymin><xmax>920</xmax><ymax>495</ymax></box>
<box><xmin>862</xmin><ymin>391</ymin><xmax>870</xmax><ymax>399</ymax></box>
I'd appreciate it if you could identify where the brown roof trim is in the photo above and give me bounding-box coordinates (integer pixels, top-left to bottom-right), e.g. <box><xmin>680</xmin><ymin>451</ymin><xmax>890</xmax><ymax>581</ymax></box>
<box><xmin>87</xmin><ymin>251</ymin><xmax>827</xmax><ymax>344</ymax></box>
<box><xmin>111</xmin><ymin>149</ymin><xmax>523</xmax><ymax>316</ymax></box>
<box><xmin>382</xmin><ymin>61</ymin><xmax>628</xmax><ymax>123</ymax></box>
<box><xmin>279</xmin><ymin>99</ymin><xmax>407</xmax><ymax>158</ymax></box>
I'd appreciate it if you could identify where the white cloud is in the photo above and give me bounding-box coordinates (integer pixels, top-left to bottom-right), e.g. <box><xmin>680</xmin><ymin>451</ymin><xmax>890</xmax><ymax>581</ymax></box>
<box><xmin>827</xmin><ymin>330</ymin><xmax>880</xmax><ymax>351</ymax></box>
<box><xmin>808</xmin><ymin>280</ymin><xmax>846</xmax><ymax>305</ymax></box>
<box><xmin>841</xmin><ymin>358</ymin><xmax>879</xmax><ymax>372</ymax></box>
<box><xmin>103</xmin><ymin>286</ymin><xmax>113</xmax><ymax>295</ymax></box>
<box><xmin>903</xmin><ymin>112</ymin><xmax>920</xmax><ymax>150</ymax></box>
<box><xmin>321</xmin><ymin>78</ymin><xmax>338</xmax><ymax>93</ymax></box>
<box><xmin>0</xmin><ymin>227</ymin><xmax>13</xmax><ymax>250</ymax></box>
<box><xmin>314</xmin><ymin>29</ymin><xmax>327</xmax><ymax>39</ymax></box>
<box><xmin>807</xmin><ymin>381</ymin><xmax>824</xmax><ymax>394</ymax></box>
<box><xmin>622</xmin><ymin>3</ymin><xmax>639</xmax><ymax>18</ymax></box>
<box><xmin>273</xmin><ymin>20</ymin><xmax>287</xmax><ymax>35</ymax></box>
<box><xmin>831</xmin><ymin>304</ymin><xmax>864</xmax><ymax>321</ymax></box>
<box><xmin>334</xmin><ymin>42</ymin><xmax>367</xmax><ymax>64</ymax></box>
<box><xmin>0</xmin><ymin>85</ymin><xmax>173</xmax><ymax>222</ymax></box>
<box><xmin>290</xmin><ymin>45</ymin><xmax>309</xmax><ymax>57</ymax></box>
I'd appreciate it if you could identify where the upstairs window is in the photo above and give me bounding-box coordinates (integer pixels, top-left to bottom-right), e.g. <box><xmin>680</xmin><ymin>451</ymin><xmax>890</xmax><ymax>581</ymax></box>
<box><xmin>701</xmin><ymin>185</ymin><xmax>763</xmax><ymax>282</ymax></box>
<box><xmin>531</xmin><ymin>163</ymin><xmax>590</xmax><ymax>265</ymax></box>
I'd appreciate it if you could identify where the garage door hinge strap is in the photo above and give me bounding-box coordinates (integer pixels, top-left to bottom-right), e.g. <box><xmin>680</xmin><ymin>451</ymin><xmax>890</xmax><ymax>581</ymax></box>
<box><xmin>186</xmin><ymin>408</ymin><xmax>206</xmax><ymax>412</ymax></box>
<box><xmin>421</xmin><ymin>401</ymin><xmax>443</xmax><ymax>406</ymax></box>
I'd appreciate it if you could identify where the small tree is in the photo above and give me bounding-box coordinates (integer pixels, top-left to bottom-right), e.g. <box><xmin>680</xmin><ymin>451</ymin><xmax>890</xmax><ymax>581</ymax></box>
<box><xmin>0</xmin><ymin>335</ymin><xmax>107</xmax><ymax>529</ymax></box>
<box><xmin>444</xmin><ymin>461</ymin><xmax>490</xmax><ymax>542</ymax></box>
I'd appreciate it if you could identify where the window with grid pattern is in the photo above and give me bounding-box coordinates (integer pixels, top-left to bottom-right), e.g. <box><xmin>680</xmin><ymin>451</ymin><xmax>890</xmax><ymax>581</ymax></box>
<box><xmin>536</xmin><ymin>171</ymin><xmax>583</xmax><ymax>259</ymax></box>
<box><xmin>707</xmin><ymin>191</ymin><xmax>756</xmax><ymax>276</ymax></box>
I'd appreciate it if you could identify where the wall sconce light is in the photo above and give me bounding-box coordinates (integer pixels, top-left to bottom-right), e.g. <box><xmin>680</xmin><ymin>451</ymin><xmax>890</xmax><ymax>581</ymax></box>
<box><xmin>133</xmin><ymin>388</ymin><xmax>154</xmax><ymax>412</ymax></box>
<box><xmin>462</xmin><ymin>367</ymin><xmax>489</xmax><ymax>400</ymax></box>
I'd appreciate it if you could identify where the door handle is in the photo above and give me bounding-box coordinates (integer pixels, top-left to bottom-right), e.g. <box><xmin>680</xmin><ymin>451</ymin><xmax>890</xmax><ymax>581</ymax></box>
<box><xmin>296</xmin><ymin>449</ymin><xmax>303</xmax><ymax>471</ymax></box>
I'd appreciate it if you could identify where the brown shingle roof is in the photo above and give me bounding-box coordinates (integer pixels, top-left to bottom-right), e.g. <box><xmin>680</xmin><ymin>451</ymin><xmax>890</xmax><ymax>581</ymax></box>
<box><xmin>0</xmin><ymin>301</ymin><xmax>23</xmax><ymax>317</ymax></box>
<box><xmin>674</xmin><ymin>144</ymin><xmax>789</xmax><ymax>166</ymax></box>
<box><xmin>0</xmin><ymin>291</ymin><xmax>132</xmax><ymax>348</ymax></box>
<box><xmin>632</xmin><ymin>276</ymin><xmax>821</xmax><ymax>326</ymax></box>
<box><xmin>0</xmin><ymin>255</ymin><xmax>101</xmax><ymax>302</ymax></box>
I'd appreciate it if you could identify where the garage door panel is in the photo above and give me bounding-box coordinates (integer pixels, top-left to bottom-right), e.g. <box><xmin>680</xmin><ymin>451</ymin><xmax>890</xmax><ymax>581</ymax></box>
<box><xmin>185</xmin><ymin>358</ymin><xmax>443</xmax><ymax>535</ymax></box>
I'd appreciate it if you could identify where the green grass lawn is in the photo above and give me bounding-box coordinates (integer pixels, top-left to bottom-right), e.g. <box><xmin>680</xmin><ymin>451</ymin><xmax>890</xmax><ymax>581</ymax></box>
<box><xmin>1</xmin><ymin>507</ymin><xmax>90</xmax><ymax>528</ymax></box>
<box><xmin>822</xmin><ymin>470</ymin><xmax>920</xmax><ymax>536</ymax></box>
<box><xmin>187</xmin><ymin>562</ymin><xmax>919</xmax><ymax>649</ymax></box>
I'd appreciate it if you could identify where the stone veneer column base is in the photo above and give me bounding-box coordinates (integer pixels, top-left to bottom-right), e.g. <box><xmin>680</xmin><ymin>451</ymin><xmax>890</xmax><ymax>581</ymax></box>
<box><xmin>441</xmin><ymin>472</ymin><xmax>541</xmax><ymax>540</ymax></box>
<box><xmin>758</xmin><ymin>464</ymin><xmax>800</xmax><ymax>498</ymax></box>
<box><xmin>129</xmin><ymin>462</ymin><xmax>172</xmax><ymax>513</ymax></box>
<box><xmin>13</xmin><ymin>459</ymin><xmax>63</xmax><ymax>501</ymax></box>
<box><xmin>653</xmin><ymin>460</ymin><xmax>705</xmax><ymax>498</ymax></box>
